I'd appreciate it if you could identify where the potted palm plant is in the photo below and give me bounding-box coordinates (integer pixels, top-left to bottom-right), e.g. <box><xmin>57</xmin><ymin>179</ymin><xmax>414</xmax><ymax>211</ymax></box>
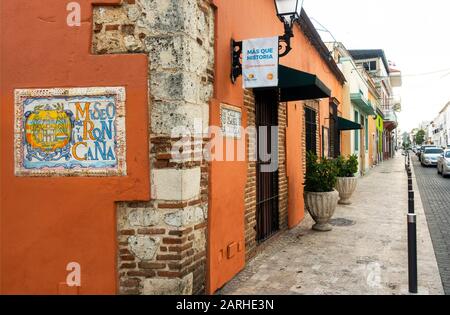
<box><xmin>334</xmin><ymin>155</ymin><xmax>359</xmax><ymax>205</ymax></box>
<box><xmin>304</xmin><ymin>152</ymin><xmax>339</xmax><ymax>232</ymax></box>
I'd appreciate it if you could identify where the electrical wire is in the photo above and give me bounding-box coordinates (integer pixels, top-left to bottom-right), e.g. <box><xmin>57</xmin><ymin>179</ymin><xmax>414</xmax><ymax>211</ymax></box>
<box><xmin>308</xmin><ymin>16</ymin><xmax>338</xmax><ymax>76</ymax></box>
<box><xmin>310</xmin><ymin>17</ymin><xmax>338</xmax><ymax>44</ymax></box>
<box><xmin>310</xmin><ymin>16</ymin><xmax>450</xmax><ymax>80</ymax></box>
<box><xmin>400</xmin><ymin>68</ymin><xmax>450</xmax><ymax>77</ymax></box>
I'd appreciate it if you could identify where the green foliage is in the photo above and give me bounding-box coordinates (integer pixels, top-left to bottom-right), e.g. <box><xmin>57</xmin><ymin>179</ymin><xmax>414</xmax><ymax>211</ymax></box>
<box><xmin>334</xmin><ymin>154</ymin><xmax>359</xmax><ymax>177</ymax></box>
<box><xmin>346</xmin><ymin>155</ymin><xmax>359</xmax><ymax>176</ymax></box>
<box><xmin>415</xmin><ymin>130</ymin><xmax>426</xmax><ymax>146</ymax></box>
<box><xmin>304</xmin><ymin>152</ymin><xmax>337</xmax><ymax>193</ymax></box>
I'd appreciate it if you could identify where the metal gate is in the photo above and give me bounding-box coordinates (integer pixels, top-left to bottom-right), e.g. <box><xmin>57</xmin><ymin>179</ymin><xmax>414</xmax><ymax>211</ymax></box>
<box><xmin>255</xmin><ymin>90</ymin><xmax>279</xmax><ymax>242</ymax></box>
<box><xmin>305</xmin><ymin>106</ymin><xmax>317</xmax><ymax>155</ymax></box>
<box><xmin>329</xmin><ymin>102</ymin><xmax>340</xmax><ymax>158</ymax></box>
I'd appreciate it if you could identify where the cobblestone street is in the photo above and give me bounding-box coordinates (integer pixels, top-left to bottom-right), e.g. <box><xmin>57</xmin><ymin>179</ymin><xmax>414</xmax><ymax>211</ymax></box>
<box><xmin>413</xmin><ymin>156</ymin><xmax>450</xmax><ymax>294</ymax></box>
<box><xmin>218</xmin><ymin>155</ymin><xmax>444</xmax><ymax>295</ymax></box>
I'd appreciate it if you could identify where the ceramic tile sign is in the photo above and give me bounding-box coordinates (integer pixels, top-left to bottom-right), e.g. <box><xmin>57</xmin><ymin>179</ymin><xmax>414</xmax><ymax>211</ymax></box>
<box><xmin>220</xmin><ymin>104</ymin><xmax>242</xmax><ymax>139</ymax></box>
<box><xmin>242</xmin><ymin>36</ymin><xmax>279</xmax><ymax>89</ymax></box>
<box><xmin>14</xmin><ymin>87</ymin><xmax>127</xmax><ymax>177</ymax></box>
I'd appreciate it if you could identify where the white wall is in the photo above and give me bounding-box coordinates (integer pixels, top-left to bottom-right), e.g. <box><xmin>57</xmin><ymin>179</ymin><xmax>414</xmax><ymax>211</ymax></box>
<box><xmin>341</xmin><ymin>57</ymin><xmax>369</xmax><ymax>99</ymax></box>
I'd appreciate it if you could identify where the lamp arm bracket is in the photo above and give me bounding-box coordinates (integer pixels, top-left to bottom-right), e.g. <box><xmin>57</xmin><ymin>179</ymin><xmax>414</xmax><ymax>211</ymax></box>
<box><xmin>231</xmin><ymin>39</ymin><xmax>243</xmax><ymax>84</ymax></box>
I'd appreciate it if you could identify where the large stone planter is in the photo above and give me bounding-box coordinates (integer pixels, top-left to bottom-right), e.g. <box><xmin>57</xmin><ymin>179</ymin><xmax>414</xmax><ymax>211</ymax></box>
<box><xmin>304</xmin><ymin>190</ymin><xmax>339</xmax><ymax>232</ymax></box>
<box><xmin>335</xmin><ymin>177</ymin><xmax>358</xmax><ymax>205</ymax></box>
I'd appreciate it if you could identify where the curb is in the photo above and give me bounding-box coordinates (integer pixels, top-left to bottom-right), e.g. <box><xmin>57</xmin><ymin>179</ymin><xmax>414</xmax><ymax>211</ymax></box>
<box><xmin>409</xmin><ymin>155</ymin><xmax>445</xmax><ymax>294</ymax></box>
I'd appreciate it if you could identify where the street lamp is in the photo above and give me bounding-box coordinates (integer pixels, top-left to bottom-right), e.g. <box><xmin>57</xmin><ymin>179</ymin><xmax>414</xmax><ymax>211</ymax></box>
<box><xmin>230</xmin><ymin>0</ymin><xmax>305</xmax><ymax>83</ymax></box>
<box><xmin>274</xmin><ymin>0</ymin><xmax>304</xmax><ymax>57</ymax></box>
<box><xmin>274</xmin><ymin>0</ymin><xmax>304</xmax><ymax>29</ymax></box>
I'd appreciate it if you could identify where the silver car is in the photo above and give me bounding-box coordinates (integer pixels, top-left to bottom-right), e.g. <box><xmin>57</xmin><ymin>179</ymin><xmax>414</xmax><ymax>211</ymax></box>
<box><xmin>418</xmin><ymin>145</ymin><xmax>437</xmax><ymax>161</ymax></box>
<box><xmin>421</xmin><ymin>147</ymin><xmax>444</xmax><ymax>166</ymax></box>
<box><xmin>437</xmin><ymin>150</ymin><xmax>450</xmax><ymax>177</ymax></box>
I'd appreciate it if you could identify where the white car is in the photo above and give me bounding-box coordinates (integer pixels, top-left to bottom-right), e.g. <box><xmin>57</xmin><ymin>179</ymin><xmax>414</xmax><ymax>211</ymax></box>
<box><xmin>421</xmin><ymin>147</ymin><xmax>444</xmax><ymax>166</ymax></box>
<box><xmin>437</xmin><ymin>150</ymin><xmax>450</xmax><ymax>177</ymax></box>
<box><xmin>418</xmin><ymin>145</ymin><xmax>437</xmax><ymax>161</ymax></box>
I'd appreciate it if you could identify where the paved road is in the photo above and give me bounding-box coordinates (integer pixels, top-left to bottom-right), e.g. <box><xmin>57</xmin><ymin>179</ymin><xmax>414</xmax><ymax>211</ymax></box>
<box><xmin>413</xmin><ymin>156</ymin><xmax>450</xmax><ymax>295</ymax></box>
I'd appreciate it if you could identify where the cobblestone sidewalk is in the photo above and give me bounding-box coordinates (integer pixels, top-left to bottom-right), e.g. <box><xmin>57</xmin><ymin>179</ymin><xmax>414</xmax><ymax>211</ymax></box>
<box><xmin>218</xmin><ymin>155</ymin><xmax>444</xmax><ymax>295</ymax></box>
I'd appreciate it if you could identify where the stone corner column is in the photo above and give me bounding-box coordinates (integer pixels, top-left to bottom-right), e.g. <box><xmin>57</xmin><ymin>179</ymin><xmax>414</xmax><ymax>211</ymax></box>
<box><xmin>93</xmin><ymin>0</ymin><xmax>215</xmax><ymax>295</ymax></box>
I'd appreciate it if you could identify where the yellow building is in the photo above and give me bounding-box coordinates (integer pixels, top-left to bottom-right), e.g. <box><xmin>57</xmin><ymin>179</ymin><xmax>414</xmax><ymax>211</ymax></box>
<box><xmin>366</xmin><ymin>74</ymin><xmax>381</xmax><ymax>168</ymax></box>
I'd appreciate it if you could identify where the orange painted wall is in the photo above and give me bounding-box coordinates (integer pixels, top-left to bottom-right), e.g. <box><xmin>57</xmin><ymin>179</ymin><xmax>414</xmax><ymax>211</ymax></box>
<box><xmin>208</xmin><ymin>0</ymin><xmax>344</xmax><ymax>293</ymax></box>
<box><xmin>0</xmin><ymin>0</ymin><xmax>150</xmax><ymax>294</ymax></box>
<box><xmin>207</xmin><ymin>99</ymin><xmax>247</xmax><ymax>294</ymax></box>
<box><xmin>286</xmin><ymin>102</ymin><xmax>305</xmax><ymax>227</ymax></box>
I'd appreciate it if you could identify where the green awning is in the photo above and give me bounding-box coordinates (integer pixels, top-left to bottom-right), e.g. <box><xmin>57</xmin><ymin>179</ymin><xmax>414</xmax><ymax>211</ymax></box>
<box><xmin>337</xmin><ymin>116</ymin><xmax>362</xmax><ymax>131</ymax></box>
<box><xmin>278</xmin><ymin>65</ymin><xmax>332</xmax><ymax>102</ymax></box>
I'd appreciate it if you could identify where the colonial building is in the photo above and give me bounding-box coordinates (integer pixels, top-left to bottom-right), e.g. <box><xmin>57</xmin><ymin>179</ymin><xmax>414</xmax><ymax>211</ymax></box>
<box><xmin>326</xmin><ymin>44</ymin><xmax>404</xmax><ymax>172</ymax></box>
<box><xmin>328</xmin><ymin>43</ymin><xmax>379</xmax><ymax>176</ymax></box>
<box><xmin>431</xmin><ymin>102</ymin><xmax>450</xmax><ymax>148</ymax></box>
<box><xmin>349</xmin><ymin>49</ymin><xmax>402</xmax><ymax>160</ymax></box>
<box><xmin>1</xmin><ymin>0</ymin><xmax>348</xmax><ymax>295</ymax></box>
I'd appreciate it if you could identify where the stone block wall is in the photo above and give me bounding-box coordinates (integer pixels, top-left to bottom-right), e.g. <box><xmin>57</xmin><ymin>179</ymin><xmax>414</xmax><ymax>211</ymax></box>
<box><xmin>92</xmin><ymin>0</ymin><xmax>215</xmax><ymax>295</ymax></box>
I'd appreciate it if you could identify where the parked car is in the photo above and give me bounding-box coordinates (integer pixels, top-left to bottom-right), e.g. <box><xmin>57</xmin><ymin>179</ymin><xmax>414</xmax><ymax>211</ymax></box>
<box><xmin>437</xmin><ymin>150</ymin><xmax>450</xmax><ymax>177</ymax></box>
<box><xmin>421</xmin><ymin>147</ymin><xmax>444</xmax><ymax>166</ymax></box>
<box><xmin>418</xmin><ymin>145</ymin><xmax>437</xmax><ymax>161</ymax></box>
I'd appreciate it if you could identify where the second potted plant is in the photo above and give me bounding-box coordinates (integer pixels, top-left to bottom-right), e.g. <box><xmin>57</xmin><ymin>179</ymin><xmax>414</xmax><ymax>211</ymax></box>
<box><xmin>304</xmin><ymin>152</ymin><xmax>339</xmax><ymax>232</ymax></box>
<box><xmin>334</xmin><ymin>155</ymin><xmax>359</xmax><ymax>205</ymax></box>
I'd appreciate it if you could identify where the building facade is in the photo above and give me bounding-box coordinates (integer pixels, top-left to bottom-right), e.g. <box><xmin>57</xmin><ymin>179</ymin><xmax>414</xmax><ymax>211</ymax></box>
<box><xmin>1</xmin><ymin>0</ymin><xmax>347</xmax><ymax>295</ymax></box>
<box><xmin>328</xmin><ymin>43</ymin><xmax>386</xmax><ymax>175</ymax></box>
<box><xmin>431</xmin><ymin>102</ymin><xmax>450</xmax><ymax>148</ymax></box>
<box><xmin>366</xmin><ymin>76</ymin><xmax>382</xmax><ymax>167</ymax></box>
<box><xmin>348</xmin><ymin>50</ymin><xmax>402</xmax><ymax>160</ymax></box>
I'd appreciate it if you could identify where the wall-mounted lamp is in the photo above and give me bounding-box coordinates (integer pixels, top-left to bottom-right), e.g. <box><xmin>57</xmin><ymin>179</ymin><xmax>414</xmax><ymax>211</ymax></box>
<box><xmin>274</xmin><ymin>0</ymin><xmax>304</xmax><ymax>57</ymax></box>
<box><xmin>231</xmin><ymin>0</ymin><xmax>305</xmax><ymax>83</ymax></box>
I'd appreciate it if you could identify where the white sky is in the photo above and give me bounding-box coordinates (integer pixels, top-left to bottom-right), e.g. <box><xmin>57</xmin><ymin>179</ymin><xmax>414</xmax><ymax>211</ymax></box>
<box><xmin>303</xmin><ymin>0</ymin><xmax>450</xmax><ymax>132</ymax></box>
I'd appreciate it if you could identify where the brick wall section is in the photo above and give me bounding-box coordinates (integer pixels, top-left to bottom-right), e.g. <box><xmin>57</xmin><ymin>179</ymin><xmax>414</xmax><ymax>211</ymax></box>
<box><xmin>243</xmin><ymin>90</ymin><xmax>257</xmax><ymax>261</ymax></box>
<box><xmin>301</xmin><ymin>103</ymin><xmax>306</xmax><ymax>173</ymax></box>
<box><xmin>92</xmin><ymin>0</ymin><xmax>215</xmax><ymax>295</ymax></box>
<box><xmin>278</xmin><ymin>103</ymin><xmax>288</xmax><ymax>231</ymax></box>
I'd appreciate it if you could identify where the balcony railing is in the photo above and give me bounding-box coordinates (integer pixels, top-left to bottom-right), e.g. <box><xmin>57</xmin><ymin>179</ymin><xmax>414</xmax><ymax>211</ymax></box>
<box><xmin>383</xmin><ymin>109</ymin><xmax>397</xmax><ymax>123</ymax></box>
<box><xmin>380</xmin><ymin>97</ymin><xmax>401</xmax><ymax>113</ymax></box>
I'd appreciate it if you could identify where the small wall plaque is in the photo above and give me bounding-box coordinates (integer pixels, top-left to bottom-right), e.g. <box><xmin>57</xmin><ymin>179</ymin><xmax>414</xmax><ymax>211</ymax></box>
<box><xmin>220</xmin><ymin>104</ymin><xmax>242</xmax><ymax>139</ymax></box>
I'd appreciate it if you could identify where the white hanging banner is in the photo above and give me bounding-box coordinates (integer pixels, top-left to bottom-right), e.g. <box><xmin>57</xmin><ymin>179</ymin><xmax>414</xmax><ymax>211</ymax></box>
<box><xmin>242</xmin><ymin>36</ymin><xmax>279</xmax><ymax>89</ymax></box>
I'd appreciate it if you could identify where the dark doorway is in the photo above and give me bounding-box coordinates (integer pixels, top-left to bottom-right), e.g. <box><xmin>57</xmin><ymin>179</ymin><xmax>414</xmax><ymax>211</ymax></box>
<box><xmin>305</xmin><ymin>106</ymin><xmax>317</xmax><ymax>155</ymax></box>
<box><xmin>255</xmin><ymin>89</ymin><xmax>279</xmax><ymax>242</ymax></box>
<box><xmin>329</xmin><ymin>102</ymin><xmax>340</xmax><ymax>158</ymax></box>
